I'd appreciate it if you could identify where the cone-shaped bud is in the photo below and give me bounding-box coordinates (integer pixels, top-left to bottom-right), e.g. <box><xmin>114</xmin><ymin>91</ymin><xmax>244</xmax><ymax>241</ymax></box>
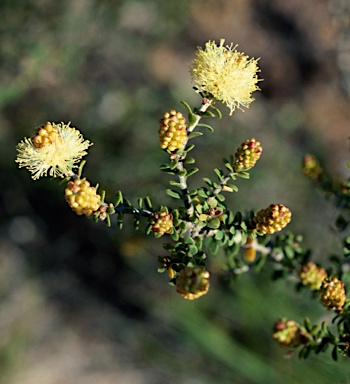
<box><xmin>253</xmin><ymin>204</ymin><xmax>292</xmax><ymax>235</ymax></box>
<box><xmin>319</xmin><ymin>276</ymin><xmax>346</xmax><ymax>311</ymax></box>
<box><xmin>233</xmin><ymin>138</ymin><xmax>262</xmax><ymax>172</ymax></box>
<box><xmin>151</xmin><ymin>210</ymin><xmax>173</xmax><ymax>236</ymax></box>
<box><xmin>272</xmin><ymin>318</ymin><xmax>309</xmax><ymax>348</ymax></box>
<box><xmin>65</xmin><ymin>178</ymin><xmax>101</xmax><ymax>217</ymax></box>
<box><xmin>159</xmin><ymin>110</ymin><xmax>187</xmax><ymax>152</ymax></box>
<box><xmin>31</xmin><ymin>122</ymin><xmax>60</xmax><ymax>148</ymax></box>
<box><xmin>176</xmin><ymin>266</ymin><xmax>210</xmax><ymax>300</ymax></box>
<box><xmin>298</xmin><ymin>261</ymin><xmax>327</xmax><ymax>291</ymax></box>
<box><xmin>302</xmin><ymin>154</ymin><xmax>323</xmax><ymax>180</ymax></box>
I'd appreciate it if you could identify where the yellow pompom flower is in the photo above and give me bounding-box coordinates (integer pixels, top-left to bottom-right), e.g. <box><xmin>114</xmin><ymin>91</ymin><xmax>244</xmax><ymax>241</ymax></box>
<box><xmin>189</xmin><ymin>39</ymin><xmax>260</xmax><ymax>115</ymax></box>
<box><xmin>16</xmin><ymin>122</ymin><xmax>92</xmax><ymax>180</ymax></box>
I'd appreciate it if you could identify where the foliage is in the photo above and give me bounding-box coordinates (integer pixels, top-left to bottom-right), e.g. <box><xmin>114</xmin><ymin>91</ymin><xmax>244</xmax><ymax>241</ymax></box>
<box><xmin>15</xmin><ymin>38</ymin><xmax>350</xmax><ymax>364</ymax></box>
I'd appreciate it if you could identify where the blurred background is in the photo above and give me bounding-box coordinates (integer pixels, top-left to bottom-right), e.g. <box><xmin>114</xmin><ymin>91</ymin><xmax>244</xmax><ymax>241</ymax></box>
<box><xmin>1</xmin><ymin>0</ymin><xmax>350</xmax><ymax>383</ymax></box>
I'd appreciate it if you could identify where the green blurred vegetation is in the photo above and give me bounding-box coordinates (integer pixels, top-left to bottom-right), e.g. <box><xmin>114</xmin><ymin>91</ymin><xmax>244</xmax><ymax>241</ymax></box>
<box><xmin>1</xmin><ymin>0</ymin><xmax>350</xmax><ymax>383</ymax></box>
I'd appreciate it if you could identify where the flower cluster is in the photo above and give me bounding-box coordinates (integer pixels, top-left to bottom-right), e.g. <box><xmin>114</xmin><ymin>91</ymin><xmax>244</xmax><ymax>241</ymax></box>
<box><xmin>175</xmin><ymin>266</ymin><xmax>210</xmax><ymax>300</ymax></box>
<box><xmin>253</xmin><ymin>204</ymin><xmax>292</xmax><ymax>235</ymax></box>
<box><xmin>273</xmin><ymin>318</ymin><xmax>309</xmax><ymax>348</ymax></box>
<box><xmin>233</xmin><ymin>138</ymin><xmax>262</xmax><ymax>171</ymax></box>
<box><xmin>16</xmin><ymin>122</ymin><xmax>92</xmax><ymax>179</ymax></box>
<box><xmin>319</xmin><ymin>276</ymin><xmax>346</xmax><ymax>312</ymax></box>
<box><xmin>151</xmin><ymin>209</ymin><xmax>174</xmax><ymax>236</ymax></box>
<box><xmin>65</xmin><ymin>178</ymin><xmax>101</xmax><ymax>217</ymax></box>
<box><xmin>298</xmin><ymin>261</ymin><xmax>327</xmax><ymax>291</ymax></box>
<box><xmin>302</xmin><ymin>154</ymin><xmax>323</xmax><ymax>180</ymax></box>
<box><xmin>189</xmin><ymin>39</ymin><xmax>260</xmax><ymax>115</ymax></box>
<box><xmin>159</xmin><ymin>110</ymin><xmax>187</xmax><ymax>152</ymax></box>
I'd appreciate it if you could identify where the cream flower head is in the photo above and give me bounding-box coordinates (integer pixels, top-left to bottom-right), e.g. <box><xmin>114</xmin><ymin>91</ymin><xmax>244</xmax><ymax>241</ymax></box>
<box><xmin>16</xmin><ymin>122</ymin><xmax>92</xmax><ymax>179</ymax></box>
<box><xmin>189</xmin><ymin>39</ymin><xmax>260</xmax><ymax>115</ymax></box>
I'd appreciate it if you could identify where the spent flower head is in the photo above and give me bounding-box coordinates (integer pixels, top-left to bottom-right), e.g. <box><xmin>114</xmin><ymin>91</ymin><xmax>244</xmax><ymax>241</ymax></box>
<box><xmin>16</xmin><ymin>122</ymin><xmax>92</xmax><ymax>180</ymax></box>
<box><xmin>189</xmin><ymin>39</ymin><xmax>260</xmax><ymax>115</ymax></box>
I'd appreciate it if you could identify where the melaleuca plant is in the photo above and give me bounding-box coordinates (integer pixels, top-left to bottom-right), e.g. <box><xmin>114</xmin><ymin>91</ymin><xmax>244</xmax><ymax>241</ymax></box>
<box><xmin>17</xmin><ymin>39</ymin><xmax>326</xmax><ymax>349</ymax></box>
<box><xmin>269</xmin><ymin>156</ymin><xmax>350</xmax><ymax>361</ymax></box>
<box><xmin>16</xmin><ymin>39</ymin><xmax>292</xmax><ymax>299</ymax></box>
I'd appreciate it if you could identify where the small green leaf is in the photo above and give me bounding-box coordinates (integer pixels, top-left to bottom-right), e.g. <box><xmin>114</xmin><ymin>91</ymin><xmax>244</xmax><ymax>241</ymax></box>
<box><xmin>236</xmin><ymin>172</ymin><xmax>250</xmax><ymax>179</ymax></box>
<box><xmin>185</xmin><ymin>144</ymin><xmax>195</xmax><ymax>152</ymax></box>
<box><xmin>207</xmin><ymin>217</ymin><xmax>221</xmax><ymax>229</ymax></box>
<box><xmin>169</xmin><ymin>180</ymin><xmax>182</xmax><ymax>187</ymax></box>
<box><xmin>137</xmin><ymin>197</ymin><xmax>143</xmax><ymax>209</ymax></box>
<box><xmin>284</xmin><ymin>246</ymin><xmax>295</xmax><ymax>259</ymax></box>
<box><xmin>171</xmin><ymin>230</ymin><xmax>179</xmax><ymax>241</ymax></box>
<box><xmin>194</xmin><ymin>237</ymin><xmax>203</xmax><ymax>250</ymax></box>
<box><xmin>170</xmin><ymin>160</ymin><xmax>179</xmax><ymax>170</ymax></box>
<box><xmin>180</xmin><ymin>100</ymin><xmax>197</xmax><ymax>125</ymax></box>
<box><xmin>123</xmin><ymin>198</ymin><xmax>132</xmax><ymax>207</ymax></box>
<box><xmin>223</xmin><ymin>158</ymin><xmax>233</xmax><ymax>172</ymax></box>
<box><xmin>201</xmin><ymin>110</ymin><xmax>215</xmax><ymax>117</ymax></box>
<box><xmin>185</xmin><ymin>157</ymin><xmax>196</xmax><ymax>164</ymax></box>
<box><xmin>197</xmin><ymin>123</ymin><xmax>214</xmax><ymax>132</ymax></box>
<box><xmin>214</xmin><ymin>168</ymin><xmax>224</xmax><ymax>180</ymax></box>
<box><xmin>160</xmin><ymin>163</ymin><xmax>170</xmax><ymax>171</ymax></box>
<box><xmin>226</xmin><ymin>184</ymin><xmax>238</xmax><ymax>192</ymax></box>
<box><xmin>209</xmin><ymin>104</ymin><xmax>222</xmax><ymax>119</ymax></box>
<box><xmin>114</xmin><ymin>191</ymin><xmax>123</xmax><ymax>207</ymax></box>
<box><xmin>188</xmin><ymin>245</ymin><xmax>198</xmax><ymax>256</ymax></box>
<box><xmin>304</xmin><ymin>318</ymin><xmax>312</xmax><ymax>333</ymax></box>
<box><xmin>185</xmin><ymin>237</ymin><xmax>195</xmax><ymax>245</ymax></box>
<box><xmin>197</xmin><ymin>188</ymin><xmax>209</xmax><ymax>198</ymax></box>
<box><xmin>166</xmin><ymin>189</ymin><xmax>182</xmax><ymax>199</ymax></box>
<box><xmin>93</xmin><ymin>211</ymin><xmax>100</xmax><ymax>223</ymax></box>
<box><xmin>187</xmin><ymin>168</ymin><xmax>199</xmax><ymax>177</ymax></box>
<box><xmin>99</xmin><ymin>189</ymin><xmax>105</xmax><ymax>203</ymax></box>
<box><xmin>77</xmin><ymin>160</ymin><xmax>86</xmax><ymax>177</ymax></box>
<box><xmin>145</xmin><ymin>223</ymin><xmax>152</xmax><ymax>235</ymax></box>
<box><xmin>105</xmin><ymin>214</ymin><xmax>111</xmax><ymax>227</ymax></box>
<box><xmin>203</xmin><ymin>177</ymin><xmax>213</xmax><ymax>187</ymax></box>
<box><xmin>215</xmin><ymin>230</ymin><xmax>224</xmax><ymax>241</ymax></box>
<box><xmin>188</xmin><ymin>112</ymin><xmax>197</xmax><ymax>126</ymax></box>
<box><xmin>118</xmin><ymin>212</ymin><xmax>124</xmax><ymax>229</ymax></box>
<box><xmin>215</xmin><ymin>194</ymin><xmax>225</xmax><ymax>202</ymax></box>
<box><xmin>144</xmin><ymin>196</ymin><xmax>152</xmax><ymax>210</ymax></box>
<box><xmin>181</xmin><ymin>100</ymin><xmax>193</xmax><ymax>114</ymax></box>
<box><xmin>188</xmin><ymin>131</ymin><xmax>203</xmax><ymax>139</ymax></box>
